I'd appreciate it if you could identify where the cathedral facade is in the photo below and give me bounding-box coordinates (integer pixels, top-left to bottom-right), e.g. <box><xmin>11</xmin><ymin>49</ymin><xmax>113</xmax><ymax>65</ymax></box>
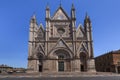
<box><xmin>27</xmin><ymin>4</ymin><xmax>96</xmax><ymax>73</ymax></box>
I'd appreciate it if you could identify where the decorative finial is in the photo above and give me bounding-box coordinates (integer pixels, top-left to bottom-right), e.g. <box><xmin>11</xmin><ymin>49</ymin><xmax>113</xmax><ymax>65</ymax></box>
<box><xmin>32</xmin><ymin>12</ymin><xmax>36</xmax><ymax>19</ymax></box>
<box><xmin>72</xmin><ymin>3</ymin><xmax>74</xmax><ymax>7</ymax></box>
<box><xmin>85</xmin><ymin>12</ymin><xmax>89</xmax><ymax>19</ymax></box>
<box><xmin>46</xmin><ymin>2</ymin><xmax>49</xmax><ymax>9</ymax></box>
<box><xmin>85</xmin><ymin>12</ymin><xmax>91</xmax><ymax>23</ymax></box>
<box><xmin>72</xmin><ymin>3</ymin><xmax>75</xmax><ymax>10</ymax></box>
<box><xmin>60</xmin><ymin>0</ymin><xmax>62</xmax><ymax>7</ymax></box>
<box><xmin>30</xmin><ymin>12</ymin><xmax>36</xmax><ymax>23</ymax></box>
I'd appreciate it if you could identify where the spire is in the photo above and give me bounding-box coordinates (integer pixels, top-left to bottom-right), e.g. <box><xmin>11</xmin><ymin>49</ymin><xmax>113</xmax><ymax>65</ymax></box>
<box><xmin>46</xmin><ymin>3</ymin><xmax>50</xmax><ymax>10</ymax></box>
<box><xmin>71</xmin><ymin>3</ymin><xmax>76</xmax><ymax>19</ymax></box>
<box><xmin>85</xmin><ymin>12</ymin><xmax>89</xmax><ymax>19</ymax></box>
<box><xmin>30</xmin><ymin>14</ymin><xmax>36</xmax><ymax>23</ymax></box>
<box><xmin>85</xmin><ymin>12</ymin><xmax>91</xmax><ymax>23</ymax></box>
<box><xmin>85</xmin><ymin>12</ymin><xmax>88</xmax><ymax>18</ymax></box>
<box><xmin>32</xmin><ymin>14</ymin><xmax>36</xmax><ymax>19</ymax></box>
<box><xmin>60</xmin><ymin>0</ymin><xmax>62</xmax><ymax>7</ymax></box>
<box><xmin>46</xmin><ymin>3</ymin><xmax>50</xmax><ymax>19</ymax></box>
<box><xmin>72</xmin><ymin>3</ymin><xmax>75</xmax><ymax>10</ymax></box>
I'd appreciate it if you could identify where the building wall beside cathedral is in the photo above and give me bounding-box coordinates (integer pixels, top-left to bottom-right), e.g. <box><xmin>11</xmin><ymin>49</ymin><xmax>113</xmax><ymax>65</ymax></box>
<box><xmin>95</xmin><ymin>50</ymin><xmax>120</xmax><ymax>73</ymax></box>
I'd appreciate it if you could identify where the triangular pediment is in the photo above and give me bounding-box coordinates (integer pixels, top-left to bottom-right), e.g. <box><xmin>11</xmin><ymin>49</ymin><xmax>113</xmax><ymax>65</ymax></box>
<box><xmin>80</xmin><ymin>44</ymin><xmax>87</xmax><ymax>52</ymax></box>
<box><xmin>52</xmin><ymin>7</ymin><xmax>70</xmax><ymax>20</ymax></box>
<box><xmin>55</xmin><ymin>39</ymin><xmax>68</xmax><ymax>48</ymax></box>
<box><xmin>32</xmin><ymin>44</ymin><xmax>45</xmax><ymax>58</ymax></box>
<box><xmin>53</xmin><ymin>39</ymin><xmax>72</xmax><ymax>52</ymax></box>
<box><xmin>77</xmin><ymin>42</ymin><xmax>88</xmax><ymax>54</ymax></box>
<box><xmin>35</xmin><ymin>44</ymin><xmax>45</xmax><ymax>54</ymax></box>
<box><xmin>56</xmin><ymin>40</ymin><xmax>66</xmax><ymax>47</ymax></box>
<box><xmin>76</xmin><ymin>24</ymin><xmax>85</xmax><ymax>38</ymax></box>
<box><xmin>37</xmin><ymin>24</ymin><xmax>44</xmax><ymax>38</ymax></box>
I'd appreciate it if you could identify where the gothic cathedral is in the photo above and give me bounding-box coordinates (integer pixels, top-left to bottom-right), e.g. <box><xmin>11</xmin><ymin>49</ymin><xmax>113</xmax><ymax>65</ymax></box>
<box><xmin>27</xmin><ymin>4</ymin><xmax>96</xmax><ymax>73</ymax></box>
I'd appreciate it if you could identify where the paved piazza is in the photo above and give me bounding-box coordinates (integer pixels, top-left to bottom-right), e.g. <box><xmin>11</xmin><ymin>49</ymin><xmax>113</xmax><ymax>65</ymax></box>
<box><xmin>0</xmin><ymin>76</ymin><xmax>120</xmax><ymax>80</ymax></box>
<box><xmin>0</xmin><ymin>73</ymin><xmax>120</xmax><ymax>80</ymax></box>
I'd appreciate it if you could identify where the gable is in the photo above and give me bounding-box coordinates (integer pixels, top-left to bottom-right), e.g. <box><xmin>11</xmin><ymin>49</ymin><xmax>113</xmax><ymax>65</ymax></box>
<box><xmin>80</xmin><ymin>44</ymin><xmax>87</xmax><ymax>52</ymax></box>
<box><xmin>35</xmin><ymin>44</ymin><xmax>45</xmax><ymax>54</ymax></box>
<box><xmin>56</xmin><ymin>40</ymin><xmax>66</xmax><ymax>47</ymax></box>
<box><xmin>52</xmin><ymin>39</ymin><xmax>72</xmax><ymax>52</ymax></box>
<box><xmin>55</xmin><ymin>39</ymin><xmax>68</xmax><ymax>48</ymax></box>
<box><xmin>77</xmin><ymin>42</ymin><xmax>88</xmax><ymax>54</ymax></box>
<box><xmin>37</xmin><ymin>24</ymin><xmax>44</xmax><ymax>38</ymax></box>
<box><xmin>52</xmin><ymin>7</ymin><xmax>69</xmax><ymax>20</ymax></box>
<box><xmin>76</xmin><ymin>25</ymin><xmax>85</xmax><ymax>38</ymax></box>
<box><xmin>32</xmin><ymin>43</ymin><xmax>45</xmax><ymax>58</ymax></box>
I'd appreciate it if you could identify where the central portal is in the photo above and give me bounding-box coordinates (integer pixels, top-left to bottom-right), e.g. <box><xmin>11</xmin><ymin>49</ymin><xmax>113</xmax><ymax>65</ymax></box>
<box><xmin>54</xmin><ymin>49</ymin><xmax>72</xmax><ymax>72</ymax></box>
<box><xmin>58</xmin><ymin>61</ymin><xmax>64</xmax><ymax>71</ymax></box>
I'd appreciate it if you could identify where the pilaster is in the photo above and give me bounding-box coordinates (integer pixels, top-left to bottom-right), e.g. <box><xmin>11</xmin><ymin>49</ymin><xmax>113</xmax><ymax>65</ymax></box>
<box><xmin>87</xmin><ymin>59</ymin><xmax>96</xmax><ymax>72</ymax></box>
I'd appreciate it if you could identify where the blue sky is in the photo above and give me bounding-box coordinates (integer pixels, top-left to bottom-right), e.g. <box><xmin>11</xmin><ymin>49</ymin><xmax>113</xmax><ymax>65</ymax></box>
<box><xmin>0</xmin><ymin>0</ymin><xmax>120</xmax><ymax>68</ymax></box>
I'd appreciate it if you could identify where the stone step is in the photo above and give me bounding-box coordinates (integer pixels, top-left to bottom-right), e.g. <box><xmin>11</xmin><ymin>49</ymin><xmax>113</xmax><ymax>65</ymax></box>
<box><xmin>39</xmin><ymin>72</ymin><xmax>115</xmax><ymax>77</ymax></box>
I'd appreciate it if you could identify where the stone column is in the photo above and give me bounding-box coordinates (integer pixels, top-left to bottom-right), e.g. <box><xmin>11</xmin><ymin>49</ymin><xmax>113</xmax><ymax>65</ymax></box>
<box><xmin>27</xmin><ymin>60</ymin><xmax>38</xmax><ymax>73</ymax></box>
<box><xmin>43</xmin><ymin>60</ymin><xmax>49</xmax><ymax>72</ymax></box>
<box><xmin>87</xmin><ymin>59</ymin><xmax>96</xmax><ymax>72</ymax></box>
<box><xmin>74</xmin><ymin>59</ymin><xmax>80</xmax><ymax>72</ymax></box>
<box><xmin>33</xmin><ymin>60</ymin><xmax>39</xmax><ymax>72</ymax></box>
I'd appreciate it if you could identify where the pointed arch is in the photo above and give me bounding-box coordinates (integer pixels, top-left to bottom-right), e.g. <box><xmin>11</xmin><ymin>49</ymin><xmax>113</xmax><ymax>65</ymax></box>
<box><xmin>79</xmin><ymin>51</ymin><xmax>88</xmax><ymax>60</ymax></box>
<box><xmin>48</xmin><ymin>38</ymin><xmax>73</xmax><ymax>56</ymax></box>
<box><xmin>49</xmin><ymin>48</ymin><xmax>74</xmax><ymax>59</ymax></box>
<box><xmin>33</xmin><ymin>44</ymin><xmax>45</xmax><ymax>59</ymax></box>
<box><xmin>77</xmin><ymin>41</ymin><xmax>88</xmax><ymax>53</ymax></box>
<box><xmin>76</xmin><ymin>42</ymin><xmax>88</xmax><ymax>56</ymax></box>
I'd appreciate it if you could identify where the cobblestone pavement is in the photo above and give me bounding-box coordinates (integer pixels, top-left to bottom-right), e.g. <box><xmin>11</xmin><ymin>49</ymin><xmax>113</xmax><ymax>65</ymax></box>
<box><xmin>1</xmin><ymin>76</ymin><xmax>120</xmax><ymax>80</ymax></box>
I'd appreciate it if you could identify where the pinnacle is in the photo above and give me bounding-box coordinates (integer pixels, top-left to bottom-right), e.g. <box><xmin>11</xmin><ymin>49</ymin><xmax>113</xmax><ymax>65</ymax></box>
<box><xmin>85</xmin><ymin>12</ymin><xmax>89</xmax><ymax>19</ymax></box>
<box><xmin>72</xmin><ymin>3</ymin><xmax>75</xmax><ymax>9</ymax></box>
<box><xmin>32</xmin><ymin>14</ymin><xmax>36</xmax><ymax>19</ymax></box>
<box><xmin>46</xmin><ymin>2</ymin><xmax>50</xmax><ymax>10</ymax></box>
